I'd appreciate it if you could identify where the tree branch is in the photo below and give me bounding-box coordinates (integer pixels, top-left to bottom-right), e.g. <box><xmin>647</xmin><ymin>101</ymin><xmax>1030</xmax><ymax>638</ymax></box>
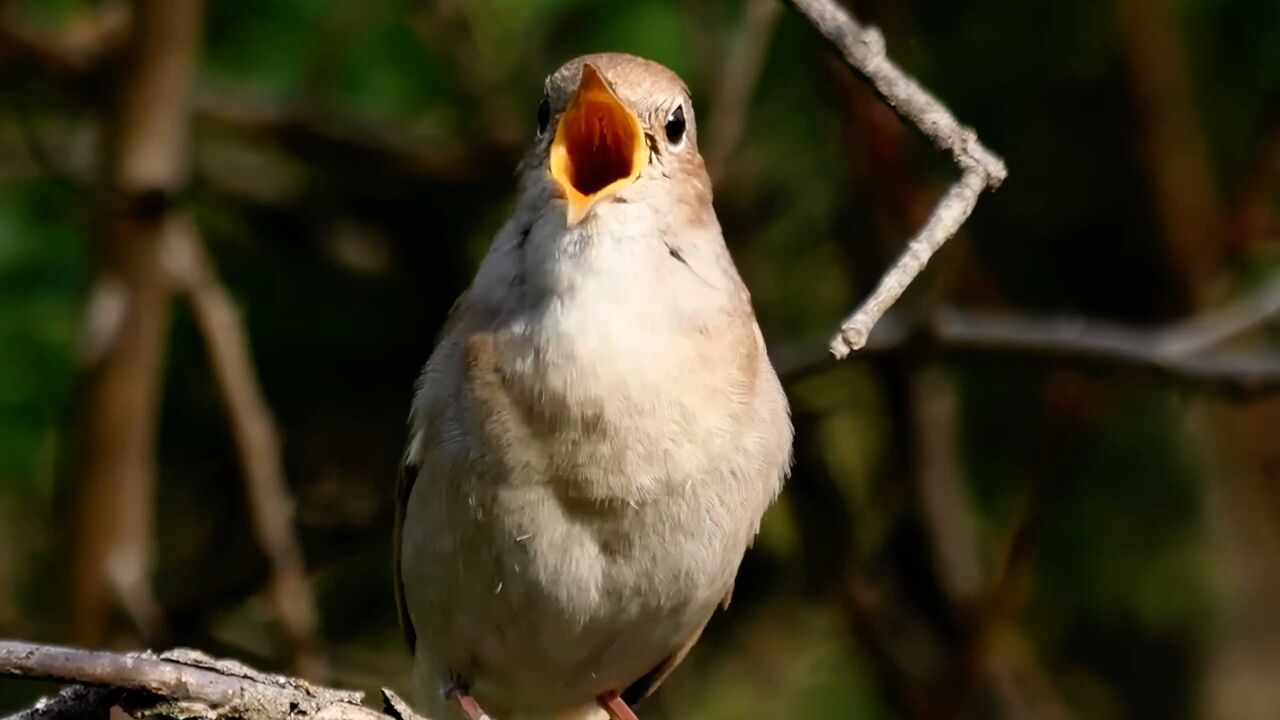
<box><xmin>776</xmin><ymin>289</ymin><xmax>1280</xmax><ymax>397</ymax></box>
<box><xmin>0</xmin><ymin>4</ymin><xmax>130</xmax><ymax>80</ymax></box>
<box><xmin>0</xmin><ymin>15</ymin><xmax>513</xmax><ymax>205</ymax></box>
<box><xmin>69</xmin><ymin>0</ymin><xmax>205</xmax><ymax>650</ymax></box>
<box><xmin>782</xmin><ymin>0</ymin><xmax>1008</xmax><ymax>358</ymax></box>
<box><xmin>1157</xmin><ymin>274</ymin><xmax>1280</xmax><ymax>354</ymax></box>
<box><xmin>0</xmin><ymin>640</ymin><xmax>427</xmax><ymax>720</ymax></box>
<box><xmin>163</xmin><ymin>218</ymin><xmax>323</xmax><ymax>678</ymax></box>
<box><xmin>192</xmin><ymin>92</ymin><xmax>514</xmax><ymax>187</ymax></box>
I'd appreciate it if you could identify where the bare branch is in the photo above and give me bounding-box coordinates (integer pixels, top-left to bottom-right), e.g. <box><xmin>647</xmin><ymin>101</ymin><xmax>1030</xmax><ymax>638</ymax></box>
<box><xmin>784</xmin><ymin>0</ymin><xmax>1007</xmax><ymax>180</ymax></box>
<box><xmin>831</xmin><ymin>169</ymin><xmax>990</xmax><ymax>357</ymax></box>
<box><xmin>0</xmin><ymin>640</ymin><xmax>421</xmax><ymax>720</ymax></box>
<box><xmin>782</xmin><ymin>0</ymin><xmax>1007</xmax><ymax>357</ymax></box>
<box><xmin>25</xmin><ymin>0</ymin><xmax>325</xmax><ymax>674</ymax></box>
<box><xmin>1157</xmin><ymin>274</ymin><xmax>1280</xmax><ymax>355</ymax></box>
<box><xmin>776</xmin><ymin>297</ymin><xmax>1280</xmax><ymax>397</ymax></box>
<box><xmin>930</xmin><ymin>308</ymin><xmax>1280</xmax><ymax>395</ymax></box>
<box><xmin>0</xmin><ymin>18</ymin><xmax>512</xmax><ymax>198</ymax></box>
<box><xmin>192</xmin><ymin>92</ymin><xmax>513</xmax><ymax>186</ymax></box>
<box><xmin>163</xmin><ymin>218</ymin><xmax>323</xmax><ymax>678</ymax></box>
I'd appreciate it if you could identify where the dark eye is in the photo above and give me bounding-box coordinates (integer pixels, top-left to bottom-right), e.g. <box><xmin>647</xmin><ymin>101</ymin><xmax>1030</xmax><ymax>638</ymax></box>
<box><xmin>536</xmin><ymin>96</ymin><xmax>551</xmax><ymax>137</ymax></box>
<box><xmin>665</xmin><ymin>104</ymin><xmax>686</xmax><ymax>146</ymax></box>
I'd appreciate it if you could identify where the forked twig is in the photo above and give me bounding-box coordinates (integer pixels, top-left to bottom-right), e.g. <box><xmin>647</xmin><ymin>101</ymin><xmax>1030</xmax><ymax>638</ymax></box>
<box><xmin>782</xmin><ymin>0</ymin><xmax>1008</xmax><ymax>358</ymax></box>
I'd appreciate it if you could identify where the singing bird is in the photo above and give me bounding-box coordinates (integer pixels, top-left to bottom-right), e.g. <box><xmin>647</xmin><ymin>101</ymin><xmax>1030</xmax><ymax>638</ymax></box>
<box><xmin>395</xmin><ymin>53</ymin><xmax>793</xmax><ymax>720</ymax></box>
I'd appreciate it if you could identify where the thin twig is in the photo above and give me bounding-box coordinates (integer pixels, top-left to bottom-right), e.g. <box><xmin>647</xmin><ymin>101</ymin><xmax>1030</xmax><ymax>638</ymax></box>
<box><xmin>775</xmin><ymin>300</ymin><xmax>1280</xmax><ymax>397</ymax></box>
<box><xmin>192</xmin><ymin>92</ymin><xmax>511</xmax><ymax>185</ymax></box>
<box><xmin>832</xmin><ymin>169</ymin><xmax>990</xmax><ymax>356</ymax></box>
<box><xmin>782</xmin><ymin>0</ymin><xmax>1007</xmax><ymax>357</ymax></box>
<box><xmin>784</xmin><ymin>0</ymin><xmax>1007</xmax><ymax>180</ymax></box>
<box><xmin>911</xmin><ymin>367</ymin><xmax>984</xmax><ymax>606</ymax></box>
<box><xmin>0</xmin><ymin>640</ymin><xmax>416</xmax><ymax>720</ymax></box>
<box><xmin>163</xmin><ymin>218</ymin><xmax>324</xmax><ymax>679</ymax></box>
<box><xmin>1157</xmin><ymin>273</ymin><xmax>1280</xmax><ymax>354</ymax></box>
<box><xmin>931</xmin><ymin>308</ymin><xmax>1280</xmax><ymax>395</ymax></box>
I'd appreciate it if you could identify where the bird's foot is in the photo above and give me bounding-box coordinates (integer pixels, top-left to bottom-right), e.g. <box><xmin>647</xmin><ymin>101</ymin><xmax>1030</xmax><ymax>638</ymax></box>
<box><xmin>596</xmin><ymin>691</ymin><xmax>639</xmax><ymax>720</ymax></box>
<box><xmin>444</xmin><ymin>680</ymin><xmax>492</xmax><ymax>720</ymax></box>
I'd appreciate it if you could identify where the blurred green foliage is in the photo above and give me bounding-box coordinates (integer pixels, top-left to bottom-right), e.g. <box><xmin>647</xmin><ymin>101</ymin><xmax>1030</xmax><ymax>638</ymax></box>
<box><xmin>0</xmin><ymin>184</ymin><xmax>84</xmax><ymax>489</ymax></box>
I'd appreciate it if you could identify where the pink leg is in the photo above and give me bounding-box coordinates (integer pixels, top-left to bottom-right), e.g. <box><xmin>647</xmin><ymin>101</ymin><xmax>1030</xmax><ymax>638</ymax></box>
<box><xmin>597</xmin><ymin>690</ymin><xmax>640</xmax><ymax>720</ymax></box>
<box><xmin>445</xmin><ymin>687</ymin><xmax>493</xmax><ymax>720</ymax></box>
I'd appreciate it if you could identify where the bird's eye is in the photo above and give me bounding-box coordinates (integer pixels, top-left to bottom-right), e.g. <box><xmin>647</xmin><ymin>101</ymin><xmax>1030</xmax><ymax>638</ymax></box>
<box><xmin>665</xmin><ymin>104</ymin><xmax>686</xmax><ymax>147</ymax></box>
<box><xmin>536</xmin><ymin>96</ymin><xmax>551</xmax><ymax>137</ymax></box>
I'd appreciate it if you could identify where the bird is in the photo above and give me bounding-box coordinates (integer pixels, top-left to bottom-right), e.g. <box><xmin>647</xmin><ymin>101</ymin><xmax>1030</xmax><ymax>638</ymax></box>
<box><xmin>394</xmin><ymin>52</ymin><xmax>793</xmax><ymax>720</ymax></box>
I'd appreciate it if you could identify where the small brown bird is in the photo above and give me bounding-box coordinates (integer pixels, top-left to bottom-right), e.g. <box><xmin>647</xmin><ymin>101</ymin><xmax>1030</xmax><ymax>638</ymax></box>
<box><xmin>395</xmin><ymin>53</ymin><xmax>792</xmax><ymax>720</ymax></box>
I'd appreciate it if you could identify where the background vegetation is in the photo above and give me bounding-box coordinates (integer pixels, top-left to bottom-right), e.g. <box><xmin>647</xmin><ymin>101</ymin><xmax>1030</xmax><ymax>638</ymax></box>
<box><xmin>1</xmin><ymin>0</ymin><xmax>1278</xmax><ymax>718</ymax></box>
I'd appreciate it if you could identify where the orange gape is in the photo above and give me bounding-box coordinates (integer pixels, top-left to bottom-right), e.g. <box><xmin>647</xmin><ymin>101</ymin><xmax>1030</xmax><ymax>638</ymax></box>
<box><xmin>561</xmin><ymin>97</ymin><xmax>638</xmax><ymax>195</ymax></box>
<box><xmin>549</xmin><ymin>64</ymin><xmax>648</xmax><ymax>225</ymax></box>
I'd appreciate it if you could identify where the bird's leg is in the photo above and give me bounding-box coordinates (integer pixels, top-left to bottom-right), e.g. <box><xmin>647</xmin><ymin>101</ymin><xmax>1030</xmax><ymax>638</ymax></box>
<box><xmin>444</xmin><ymin>678</ymin><xmax>493</xmax><ymax>720</ymax></box>
<box><xmin>452</xmin><ymin>693</ymin><xmax>492</xmax><ymax>720</ymax></box>
<box><xmin>596</xmin><ymin>691</ymin><xmax>640</xmax><ymax>720</ymax></box>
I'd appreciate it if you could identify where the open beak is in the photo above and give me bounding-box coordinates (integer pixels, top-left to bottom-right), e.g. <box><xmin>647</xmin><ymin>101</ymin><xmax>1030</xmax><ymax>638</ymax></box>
<box><xmin>549</xmin><ymin>64</ymin><xmax>648</xmax><ymax>225</ymax></box>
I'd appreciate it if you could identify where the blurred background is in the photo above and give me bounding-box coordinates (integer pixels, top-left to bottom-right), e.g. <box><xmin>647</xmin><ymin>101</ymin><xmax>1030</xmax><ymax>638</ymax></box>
<box><xmin>0</xmin><ymin>0</ymin><xmax>1278</xmax><ymax>718</ymax></box>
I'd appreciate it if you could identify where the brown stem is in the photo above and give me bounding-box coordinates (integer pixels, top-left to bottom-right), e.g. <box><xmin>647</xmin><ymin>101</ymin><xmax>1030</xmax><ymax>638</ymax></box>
<box><xmin>70</xmin><ymin>0</ymin><xmax>205</xmax><ymax>647</ymax></box>
<box><xmin>775</xmin><ymin>302</ymin><xmax>1280</xmax><ymax>397</ymax></box>
<box><xmin>1117</xmin><ymin>1</ymin><xmax>1280</xmax><ymax>714</ymax></box>
<box><xmin>1116</xmin><ymin>0</ymin><xmax>1222</xmax><ymax>304</ymax></box>
<box><xmin>165</xmin><ymin>219</ymin><xmax>324</xmax><ymax>679</ymax></box>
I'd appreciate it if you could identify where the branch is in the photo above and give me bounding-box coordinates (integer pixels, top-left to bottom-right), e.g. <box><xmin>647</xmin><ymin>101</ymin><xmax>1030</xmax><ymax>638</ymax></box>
<box><xmin>775</xmin><ymin>291</ymin><xmax>1280</xmax><ymax>397</ymax></box>
<box><xmin>782</xmin><ymin>0</ymin><xmax>1008</xmax><ymax>358</ymax></box>
<box><xmin>0</xmin><ymin>640</ymin><xmax>427</xmax><ymax>720</ymax></box>
<box><xmin>1116</xmin><ymin>0</ymin><xmax>1222</xmax><ymax>301</ymax></box>
<box><xmin>163</xmin><ymin>218</ymin><xmax>323</xmax><ymax>678</ymax></box>
<box><xmin>0</xmin><ymin>4</ymin><xmax>129</xmax><ymax>80</ymax></box>
<box><xmin>0</xmin><ymin>16</ymin><xmax>513</xmax><ymax>205</ymax></box>
<box><xmin>1157</xmin><ymin>274</ymin><xmax>1280</xmax><ymax>354</ymax></box>
<box><xmin>928</xmin><ymin>308</ymin><xmax>1280</xmax><ymax>395</ymax></box>
<box><xmin>69</xmin><ymin>0</ymin><xmax>205</xmax><ymax>649</ymax></box>
<box><xmin>22</xmin><ymin>1</ymin><xmax>326</xmax><ymax>673</ymax></box>
<box><xmin>192</xmin><ymin>93</ymin><xmax>514</xmax><ymax>188</ymax></box>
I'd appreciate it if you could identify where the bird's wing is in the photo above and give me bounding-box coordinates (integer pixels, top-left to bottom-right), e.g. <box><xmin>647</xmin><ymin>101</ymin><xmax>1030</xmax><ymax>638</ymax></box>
<box><xmin>393</xmin><ymin>209</ymin><xmax>531</xmax><ymax>653</ymax></box>
<box><xmin>392</xmin><ymin>451</ymin><xmax>419</xmax><ymax>653</ymax></box>
<box><xmin>620</xmin><ymin>586</ymin><xmax>733</xmax><ymax>705</ymax></box>
<box><xmin>393</xmin><ymin>288</ymin><xmax>475</xmax><ymax>653</ymax></box>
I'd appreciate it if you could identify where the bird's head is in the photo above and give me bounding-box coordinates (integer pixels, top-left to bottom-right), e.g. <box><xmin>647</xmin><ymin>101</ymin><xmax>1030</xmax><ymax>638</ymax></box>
<box><xmin>523</xmin><ymin>53</ymin><xmax>707</xmax><ymax>227</ymax></box>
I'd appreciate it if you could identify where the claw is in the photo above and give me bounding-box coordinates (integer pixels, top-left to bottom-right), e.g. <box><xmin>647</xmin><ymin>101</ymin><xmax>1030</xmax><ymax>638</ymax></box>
<box><xmin>597</xmin><ymin>690</ymin><xmax>639</xmax><ymax>720</ymax></box>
